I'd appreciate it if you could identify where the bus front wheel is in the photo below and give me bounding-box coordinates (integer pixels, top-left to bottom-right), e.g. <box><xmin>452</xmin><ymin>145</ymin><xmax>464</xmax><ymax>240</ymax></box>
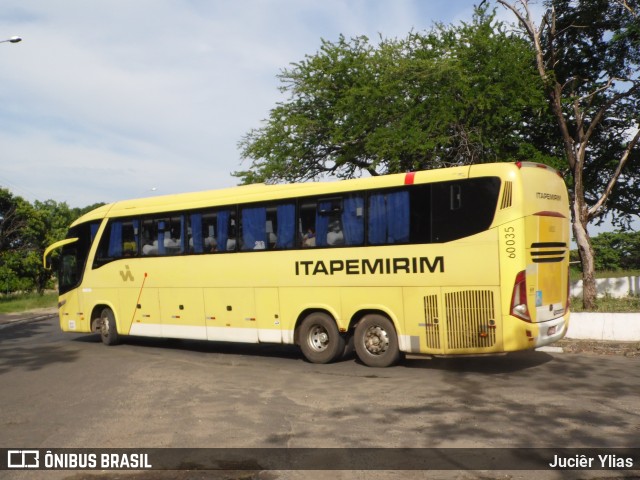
<box><xmin>99</xmin><ymin>308</ymin><xmax>120</xmax><ymax>346</ymax></box>
<box><xmin>298</xmin><ymin>312</ymin><xmax>345</xmax><ymax>364</ymax></box>
<box><xmin>354</xmin><ymin>314</ymin><xmax>400</xmax><ymax>367</ymax></box>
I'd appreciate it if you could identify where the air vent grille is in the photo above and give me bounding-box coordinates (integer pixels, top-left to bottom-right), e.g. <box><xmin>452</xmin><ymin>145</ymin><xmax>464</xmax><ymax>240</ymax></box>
<box><xmin>445</xmin><ymin>290</ymin><xmax>496</xmax><ymax>350</ymax></box>
<box><xmin>500</xmin><ymin>181</ymin><xmax>513</xmax><ymax>209</ymax></box>
<box><xmin>530</xmin><ymin>242</ymin><xmax>567</xmax><ymax>263</ymax></box>
<box><xmin>423</xmin><ymin>294</ymin><xmax>440</xmax><ymax>349</ymax></box>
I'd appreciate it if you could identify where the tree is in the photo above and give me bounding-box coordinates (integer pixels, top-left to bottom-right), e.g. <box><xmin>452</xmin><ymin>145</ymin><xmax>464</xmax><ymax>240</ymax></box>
<box><xmin>0</xmin><ymin>188</ymin><xmax>36</xmax><ymax>294</ymax></box>
<box><xmin>0</xmin><ymin>188</ymin><xmax>83</xmax><ymax>295</ymax></box>
<box><xmin>27</xmin><ymin>200</ymin><xmax>77</xmax><ymax>293</ymax></box>
<box><xmin>590</xmin><ymin>230</ymin><xmax>640</xmax><ymax>271</ymax></box>
<box><xmin>496</xmin><ymin>0</ymin><xmax>640</xmax><ymax>308</ymax></box>
<box><xmin>236</xmin><ymin>7</ymin><xmax>550</xmax><ymax>183</ymax></box>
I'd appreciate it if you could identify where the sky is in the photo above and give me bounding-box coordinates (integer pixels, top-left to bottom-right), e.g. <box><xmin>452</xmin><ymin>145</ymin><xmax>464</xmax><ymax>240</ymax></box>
<box><xmin>0</xmin><ymin>0</ymin><xmax>540</xmax><ymax>209</ymax></box>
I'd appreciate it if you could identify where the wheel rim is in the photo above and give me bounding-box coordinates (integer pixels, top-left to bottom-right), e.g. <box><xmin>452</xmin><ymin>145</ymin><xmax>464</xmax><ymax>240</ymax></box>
<box><xmin>307</xmin><ymin>324</ymin><xmax>330</xmax><ymax>352</ymax></box>
<box><xmin>101</xmin><ymin>315</ymin><xmax>110</xmax><ymax>337</ymax></box>
<box><xmin>362</xmin><ymin>325</ymin><xmax>389</xmax><ymax>356</ymax></box>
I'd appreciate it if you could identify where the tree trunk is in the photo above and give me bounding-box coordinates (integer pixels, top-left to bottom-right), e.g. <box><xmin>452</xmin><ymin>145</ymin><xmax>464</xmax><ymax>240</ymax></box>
<box><xmin>496</xmin><ymin>0</ymin><xmax>637</xmax><ymax>311</ymax></box>
<box><xmin>571</xmin><ymin>197</ymin><xmax>597</xmax><ymax>310</ymax></box>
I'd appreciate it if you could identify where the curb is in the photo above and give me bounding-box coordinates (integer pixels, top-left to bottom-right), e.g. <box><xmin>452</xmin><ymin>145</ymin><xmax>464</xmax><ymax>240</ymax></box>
<box><xmin>535</xmin><ymin>346</ymin><xmax>564</xmax><ymax>353</ymax></box>
<box><xmin>566</xmin><ymin>312</ymin><xmax>640</xmax><ymax>341</ymax></box>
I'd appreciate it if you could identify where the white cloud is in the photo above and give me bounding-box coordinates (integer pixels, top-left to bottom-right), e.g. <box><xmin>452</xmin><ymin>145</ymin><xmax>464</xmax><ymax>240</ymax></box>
<box><xmin>0</xmin><ymin>0</ymin><xmax>480</xmax><ymax>207</ymax></box>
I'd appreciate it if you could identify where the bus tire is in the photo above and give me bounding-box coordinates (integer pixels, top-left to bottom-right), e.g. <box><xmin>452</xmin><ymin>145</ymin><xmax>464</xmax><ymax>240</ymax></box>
<box><xmin>354</xmin><ymin>314</ymin><xmax>400</xmax><ymax>368</ymax></box>
<box><xmin>298</xmin><ymin>312</ymin><xmax>345</xmax><ymax>364</ymax></box>
<box><xmin>100</xmin><ymin>307</ymin><xmax>120</xmax><ymax>346</ymax></box>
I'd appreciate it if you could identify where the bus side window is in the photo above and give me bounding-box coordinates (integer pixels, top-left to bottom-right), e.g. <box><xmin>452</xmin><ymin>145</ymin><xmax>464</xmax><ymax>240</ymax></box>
<box><xmin>265</xmin><ymin>206</ymin><xmax>277</xmax><ymax>249</ymax></box>
<box><xmin>299</xmin><ymin>201</ymin><xmax>317</xmax><ymax>247</ymax></box>
<box><xmin>141</xmin><ymin>218</ymin><xmax>156</xmax><ymax>255</ymax></box>
<box><xmin>304</xmin><ymin>195</ymin><xmax>363</xmax><ymax>248</ymax></box>
<box><xmin>431</xmin><ymin>178</ymin><xmax>501</xmax><ymax>242</ymax></box>
<box><xmin>141</xmin><ymin>216</ymin><xmax>183</xmax><ymax>255</ymax></box>
<box><xmin>89</xmin><ymin>221</ymin><xmax>100</xmax><ymax>243</ymax></box>
<box><xmin>341</xmin><ymin>195</ymin><xmax>364</xmax><ymax>246</ymax></box>
<box><xmin>123</xmin><ymin>220</ymin><xmax>139</xmax><ymax>256</ymax></box>
<box><xmin>240</xmin><ymin>206</ymin><xmax>267</xmax><ymax>250</ymax></box>
<box><xmin>188</xmin><ymin>211</ymin><xmax>218</xmax><ymax>253</ymax></box>
<box><xmin>316</xmin><ymin>199</ymin><xmax>342</xmax><ymax>247</ymax></box>
<box><xmin>408</xmin><ymin>185</ymin><xmax>432</xmax><ymax>244</ymax></box>
<box><xmin>215</xmin><ymin>209</ymin><xmax>236</xmax><ymax>252</ymax></box>
<box><xmin>239</xmin><ymin>203</ymin><xmax>296</xmax><ymax>251</ymax></box>
<box><xmin>368</xmin><ymin>191</ymin><xmax>409</xmax><ymax>245</ymax></box>
<box><xmin>95</xmin><ymin>219</ymin><xmax>138</xmax><ymax>263</ymax></box>
<box><xmin>273</xmin><ymin>203</ymin><xmax>295</xmax><ymax>249</ymax></box>
<box><xmin>317</xmin><ymin>196</ymin><xmax>365</xmax><ymax>247</ymax></box>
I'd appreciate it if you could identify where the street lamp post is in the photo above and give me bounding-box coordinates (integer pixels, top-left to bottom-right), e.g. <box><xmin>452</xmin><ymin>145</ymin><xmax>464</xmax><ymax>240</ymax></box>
<box><xmin>0</xmin><ymin>36</ymin><xmax>22</xmax><ymax>44</ymax></box>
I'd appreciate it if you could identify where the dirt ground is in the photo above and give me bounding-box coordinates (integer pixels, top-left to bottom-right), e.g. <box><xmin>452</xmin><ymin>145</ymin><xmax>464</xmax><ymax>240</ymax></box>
<box><xmin>557</xmin><ymin>338</ymin><xmax>640</xmax><ymax>357</ymax></box>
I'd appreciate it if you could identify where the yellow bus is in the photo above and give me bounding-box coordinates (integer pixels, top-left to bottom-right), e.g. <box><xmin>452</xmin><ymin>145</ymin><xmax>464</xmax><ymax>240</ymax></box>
<box><xmin>44</xmin><ymin>162</ymin><xmax>570</xmax><ymax>367</ymax></box>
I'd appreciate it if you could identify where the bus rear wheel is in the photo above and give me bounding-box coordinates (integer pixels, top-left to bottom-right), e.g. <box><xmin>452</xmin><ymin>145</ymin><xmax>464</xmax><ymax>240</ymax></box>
<box><xmin>298</xmin><ymin>312</ymin><xmax>345</xmax><ymax>364</ymax></box>
<box><xmin>354</xmin><ymin>314</ymin><xmax>400</xmax><ymax>367</ymax></box>
<box><xmin>99</xmin><ymin>308</ymin><xmax>120</xmax><ymax>346</ymax></box>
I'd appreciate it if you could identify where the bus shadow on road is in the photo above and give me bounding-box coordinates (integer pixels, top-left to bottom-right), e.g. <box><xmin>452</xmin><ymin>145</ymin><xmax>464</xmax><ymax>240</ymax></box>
<box><xmin>73</xmin><ymin>333</ymin><xmax>554</xmax><ymax>373</ymax></box>
<box><xmin>0</xmin><ymin>322</ymin><xmax>81</xmax><ymax>374</ymax></box>
<box><xmin>73</xmin><ymin>333</ymin><xmax>304</xmax><ymax>361</ymax></box>
<box><xmin>400</xmin><ymin>350</ymin><xmax>554</xmax><ymax>373</ymax></box>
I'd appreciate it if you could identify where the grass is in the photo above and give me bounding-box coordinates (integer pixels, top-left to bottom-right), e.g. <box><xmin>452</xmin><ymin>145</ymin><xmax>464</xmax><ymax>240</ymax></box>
<box><xmin>570</xmin><ymin>295</ymin><xmax>640</xmax><ymax>313</ymax></box>
<box><xmin>0</xmin><ymin>292</ymin><xmax>58</xmax><ymax>314</ymax></box>
<box><xmin>569</xmin><ymin>269</ymin><xmax>640</xmax><ymax>311</ymax></box>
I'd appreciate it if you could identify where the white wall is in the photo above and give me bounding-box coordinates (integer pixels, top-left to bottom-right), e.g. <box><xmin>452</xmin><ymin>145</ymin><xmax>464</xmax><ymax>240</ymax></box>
<box><xmin>571</xmin><ymin>276</ymin><xmax>639</xmax><ymax>298</ymax></box>
<box><xmin>566</xmin><ymin>313</ymin><xmax>640</xmax><ymax>341</ymax></box>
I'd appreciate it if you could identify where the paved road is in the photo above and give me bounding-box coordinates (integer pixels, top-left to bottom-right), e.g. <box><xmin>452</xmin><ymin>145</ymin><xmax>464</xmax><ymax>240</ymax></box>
<box><xmin>1</xmin><ymin>316</ymin><xmax>638</xmax><ymax>480</ymax></box>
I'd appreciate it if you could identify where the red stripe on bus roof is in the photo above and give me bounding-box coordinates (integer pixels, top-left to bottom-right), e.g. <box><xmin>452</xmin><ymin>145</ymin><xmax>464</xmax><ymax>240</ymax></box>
<box><xmin>404</xmin><ymin>172</ymin><xmax>416</xmax><ymax>185</ymax></box>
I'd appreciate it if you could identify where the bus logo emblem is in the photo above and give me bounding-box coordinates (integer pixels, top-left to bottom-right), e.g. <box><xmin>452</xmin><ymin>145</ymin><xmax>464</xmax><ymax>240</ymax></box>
<box><xmin>7</xmin><ymin>450</ymin><xmax>39</xmax><ymax>468</ymax></box>
<box><xmin>119</xmin><ymin>266</ymin><xmax>134</xmax><ymax>282</ymax></box>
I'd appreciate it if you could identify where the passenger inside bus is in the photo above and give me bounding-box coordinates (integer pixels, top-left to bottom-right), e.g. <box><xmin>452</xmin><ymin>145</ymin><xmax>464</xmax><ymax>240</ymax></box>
<box><xmin>326</xmin><ymin>220</ymin><xmax>345</xmax><ymax>246</ymax></box>
<box><xmin>302</xmin><ymin>228</ymin><xmax>316</xmax><ymax>247</ymax></box>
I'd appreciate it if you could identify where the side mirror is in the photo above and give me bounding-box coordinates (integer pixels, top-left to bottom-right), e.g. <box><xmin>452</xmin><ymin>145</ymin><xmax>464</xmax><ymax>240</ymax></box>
<box><xmin>43</xmin><ymin>238</ymin><xmax>79</xmax><ymax>269</ymax></box>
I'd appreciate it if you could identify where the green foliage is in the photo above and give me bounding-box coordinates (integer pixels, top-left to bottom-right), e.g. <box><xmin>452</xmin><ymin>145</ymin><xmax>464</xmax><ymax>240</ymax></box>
<box><xmin>570</xmin><ymin>230</ymin><xmax>640</xmax><ymax>278</ymax></box>
<box><xmin>0</xmin><ymin>187</ymin><xmax>92</xmax><ymax>295</ymax></box>
<box><xmin>236</xmin><ymin>6</ymin><xmax>553</xmax><ymax>184</ymax></box>
<box><xmin>590</xmin><ymin>231</ymin><xmax>640</xmax><ymax>271</ymax></box>
<box><xmin>540</xmin><ymin>0</ymin><xmax>640</xmax><ymax>228</ymax></box>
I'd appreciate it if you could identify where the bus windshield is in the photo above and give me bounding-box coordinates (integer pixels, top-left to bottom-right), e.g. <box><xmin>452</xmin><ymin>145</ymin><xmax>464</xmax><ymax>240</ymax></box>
<box><xmin>58</xmin><ymin>221</ymin><xmax>101</xmax><ymax>295</ymax></box>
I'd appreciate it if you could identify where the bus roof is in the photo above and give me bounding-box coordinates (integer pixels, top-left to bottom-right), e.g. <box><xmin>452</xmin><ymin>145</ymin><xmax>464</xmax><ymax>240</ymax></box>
<box><xmin>70</xmin><ymin>162</ymin><xmax>561</xmax><ymax>227</ymax></box>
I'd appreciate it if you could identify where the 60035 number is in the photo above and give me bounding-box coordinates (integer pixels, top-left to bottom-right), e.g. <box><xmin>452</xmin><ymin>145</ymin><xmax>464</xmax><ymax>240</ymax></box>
<box><xmin>504</xmin><ymin>226</ymin><xmax>517</xmax><ymax>258</ymax></box>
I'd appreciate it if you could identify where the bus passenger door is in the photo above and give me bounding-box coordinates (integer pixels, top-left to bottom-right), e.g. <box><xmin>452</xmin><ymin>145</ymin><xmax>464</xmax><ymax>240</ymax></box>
<box><xmin>159</xmin><ymin>288</ymin><xmax>206</xmax><ymax>340</ymax></box>
<box><xmin>255</xmin><ymin>288</ymin><xmax>281</xmax><ymax>343</ymax></box>
<box><xmin>204</xmin><ymin>288</ymin><xmax>258</xmax><ymax>343</ymax></box>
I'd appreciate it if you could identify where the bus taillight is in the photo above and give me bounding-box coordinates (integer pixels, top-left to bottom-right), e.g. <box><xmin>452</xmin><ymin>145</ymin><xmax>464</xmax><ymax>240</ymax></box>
<box><xmin>511</xmin><ymin>270</ymin><xmax>531</xmax><ymax>322</ymax></box>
